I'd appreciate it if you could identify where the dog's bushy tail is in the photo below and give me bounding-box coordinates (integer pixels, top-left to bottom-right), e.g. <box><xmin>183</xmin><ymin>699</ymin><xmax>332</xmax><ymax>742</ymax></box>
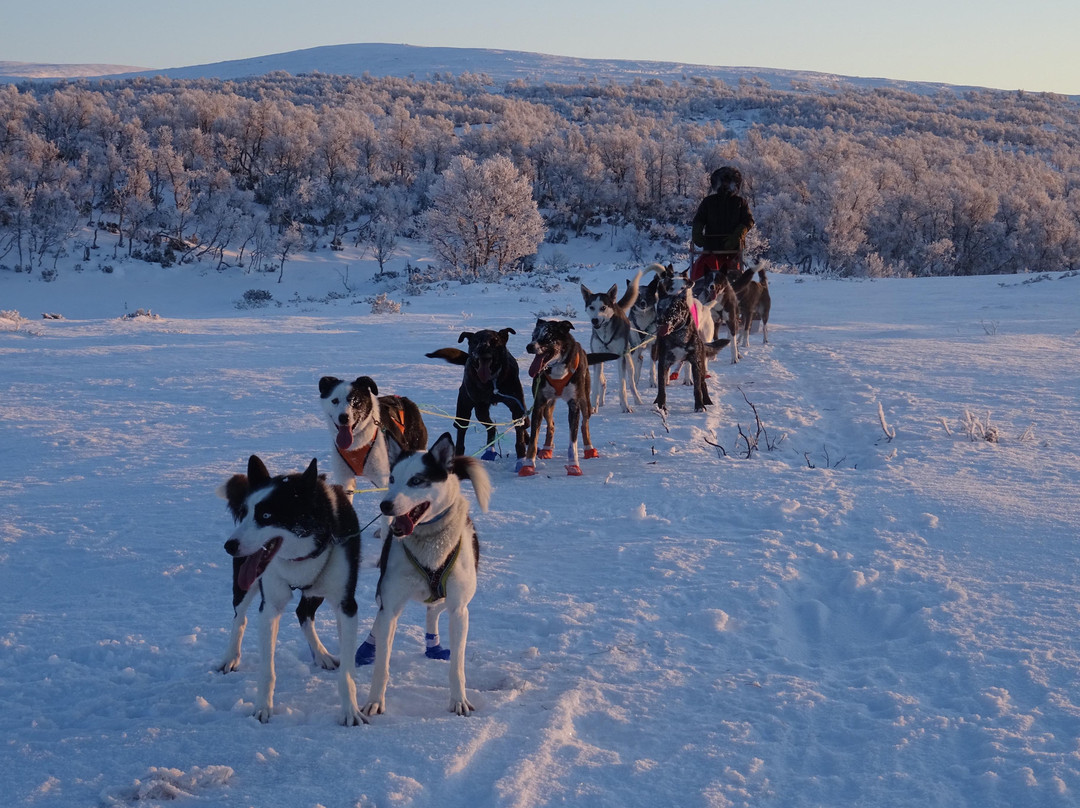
<box><xmin>452</xmin><ymin>456</ymin><xmax>492</xmax><ymax>513</ymax></box>
<box><xmin>704</xmin><ymin>338</ymin><xmax>732</xmax><ymax>358</ymax></box>
<box><xmin>618</xmin><ymin>269</ymin><xmax>643</xmax><ymax>313</ymax></box>
<box><xmin>732</xmin><ymin>268</ymin><xmax>756</xmax><ymax>292</ymax></box>
<box><xmin>426</xmin><ymin>347</ymin><xmax>469</xmax><ymax>366</ymax></box>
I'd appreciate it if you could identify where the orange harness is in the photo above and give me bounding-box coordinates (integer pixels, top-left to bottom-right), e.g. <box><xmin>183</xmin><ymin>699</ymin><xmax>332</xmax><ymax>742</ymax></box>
<box><xmin>337</xmin><ymin>433</ymin><xmax>377</xmax><ymax>477</ymax></box>
<box><xmin>544</xmin><ymin>352</ymin><xmax>580</xmax><ymax>396</ymax></box>
<box><xmin>336</xmin><ymin>400</ymin><xmax>408</xmax><ymax>477</ymax></box>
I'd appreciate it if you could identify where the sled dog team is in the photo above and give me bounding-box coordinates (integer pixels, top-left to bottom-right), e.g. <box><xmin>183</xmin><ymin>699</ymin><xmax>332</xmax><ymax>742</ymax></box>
<box><xmin>217</xmin><ymin>262</ymin><xmax>771</xmax><ymax>724</ymax></box>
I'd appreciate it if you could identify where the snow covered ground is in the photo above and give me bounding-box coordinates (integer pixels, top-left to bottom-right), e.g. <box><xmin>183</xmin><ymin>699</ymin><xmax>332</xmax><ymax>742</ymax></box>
<box><xmin>2</xmin><ymin>241</ymin><xmax>1079</xmax><ymax>808</ymax></box>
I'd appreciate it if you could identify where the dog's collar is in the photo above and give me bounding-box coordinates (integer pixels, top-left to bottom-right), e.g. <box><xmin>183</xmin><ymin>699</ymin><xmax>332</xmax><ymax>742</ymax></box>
<box><xmin>287</xmin><ymin>528</ymin><xmax>359</xmax><ymax>564</ymax></box>
<box><xmin>422</xmin><ymin>505</ymin><xmax>453</xmax><ymax>526</ymax></box>
<box><xmin>288</xmin><ymin>535</ymin><xmax>331</xmax><ymax>564</ymax></box>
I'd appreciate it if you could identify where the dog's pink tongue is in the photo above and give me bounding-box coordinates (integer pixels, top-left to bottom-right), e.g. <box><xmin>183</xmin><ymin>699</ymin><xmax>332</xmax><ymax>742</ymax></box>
<box><xmin>391</xmin><ymin>513</ymin><xmax>415</xmax><ymax>537</ymax></box>
<box><xmin>336</xmin><ymin>424</ymin><xmax>353</xmax><ymax>450</ymax></box>
<box><xmin>528</xmin><ymin>353</ymin><xmax>546</xmax><ymax>378</ymax></box>
<box><xmin>238</xmin><ymin>549</ymin><xmax>268</xmax><ymax>591</ymax></box>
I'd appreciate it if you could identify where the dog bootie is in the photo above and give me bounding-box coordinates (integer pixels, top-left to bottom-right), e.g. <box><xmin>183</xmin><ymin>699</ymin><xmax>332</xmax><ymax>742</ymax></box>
<box><xmin>584</xmin><ymin>447</ymin><xmax>599</xmax><ymax>459</ymax></box>
<box><xmin>355</xmin><ymin>634</ymin><xmax>377</xmax><ymax>666</ymax></box>
<box><xmin>518</xmin><ymin>464</ymin><xmax>537</xmax><ymax>477</ymax></box>
<box><xmin>537</xmin><ymin>447</ymin><xmax>554</xmax><ymax>459</ymax></box>
<box><xmin>481</xmin><ymin>447</ymin><xmax>500</xmax><ymax>461</ymax></box>
<box><xmin>425</xmin><ymin>633</ymin><xmax>451</xmax><ymax>660</ymax></box>
<box><xmin>565</xmin><ymin>464</ymin><xmax>583</xmax><ymax>476</ymax></box>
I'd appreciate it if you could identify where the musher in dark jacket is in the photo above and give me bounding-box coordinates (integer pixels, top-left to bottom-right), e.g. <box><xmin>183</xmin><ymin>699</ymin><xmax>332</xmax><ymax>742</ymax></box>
<box><xmin>690</xmin><ymin>166</ymin><xmax>754</xmax><ymax>281</ymax></box>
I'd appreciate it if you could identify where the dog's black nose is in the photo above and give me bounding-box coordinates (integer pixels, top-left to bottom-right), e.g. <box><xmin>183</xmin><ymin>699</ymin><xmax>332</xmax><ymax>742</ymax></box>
<box><xmin>379</xmin><ymin>501</ymin><xmax>394</xmax><ymax>515</ymax></box>
<box><xmin>224</xmin><ymin>538</ymin><xmax>240</xmax><ymax>556</ymax></box>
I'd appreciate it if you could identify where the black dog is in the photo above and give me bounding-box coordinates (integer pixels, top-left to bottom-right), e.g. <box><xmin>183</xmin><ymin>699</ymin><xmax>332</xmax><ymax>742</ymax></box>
<box><xmin>654</xmin><ymin>284</ymin><xmax>731</xmax><ymax>413</ymax></box>
<box><xmin>426</xmin><ymin>328</ymin><xmax>529</xmax><ymax>467</ymax></box>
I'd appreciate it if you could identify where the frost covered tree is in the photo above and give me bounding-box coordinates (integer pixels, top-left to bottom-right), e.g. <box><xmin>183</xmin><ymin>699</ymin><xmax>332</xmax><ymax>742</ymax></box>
<box><xmin>424</xmin><ymin>154</ymin><xmax>545</xmax><ymax>280</ymax></box>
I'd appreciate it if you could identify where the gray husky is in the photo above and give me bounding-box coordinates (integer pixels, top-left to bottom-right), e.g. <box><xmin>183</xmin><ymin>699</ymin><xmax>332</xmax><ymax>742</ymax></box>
<box><xmin>581</xmin><ymin>269</ymin><xmax>643</xmax><ymax>412</ymax></box>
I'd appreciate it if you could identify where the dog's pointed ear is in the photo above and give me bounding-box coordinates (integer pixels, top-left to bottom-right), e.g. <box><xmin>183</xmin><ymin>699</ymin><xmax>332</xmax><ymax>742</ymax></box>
<box><xmin>354</xmin><ymin>376</ymin><xmax>378</xmax><ymax>396</ymax></box>
<box><xmin>302</xmin><ymin>457</ymin><xmax>319</xmax><ymax>486</ymax></box>
<box><xmin>247</xmin><ymin>455</ymin><xmax>271</xmax><ymax>488</ymax></box>
<box><xmin>606</xmin><ymin>283</ymin><xmax>617</xmax><ymax>299</ymax></box>
<box><xmin>385</xmin><ymin>436</ymin><xmax>405</xmax><ymax>469</ymax></box>
<box><xmin>580</xmin><ymin>283</ymin><xmax>592</xmax><ymax>301</ymax></box>
<box><xmin>428</xmin><ymin>432</ymin><xmax>456</xmax><ymax>471</ymax></box>
<box><xmin>217</xmin><ymin>474</ymin><xmax>250</xmax><ymax>521</ymax></box>
<box><xmin>457</xmin><ymin>331</ymin><xmax>475</xmax><ymax>344</ymax></box>
<box><xmin>319</xmin><ymin>376</ymin><xmax>340</xmax><ymax>398</ymax></box>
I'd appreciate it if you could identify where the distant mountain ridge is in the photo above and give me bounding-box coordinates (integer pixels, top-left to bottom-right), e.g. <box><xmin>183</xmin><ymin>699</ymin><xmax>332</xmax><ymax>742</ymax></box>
<box><xmin>0</xmin><ymin>60</ymin><xmax>146</xmax><ymax>79</ymax></box>
<box><xmin>0</xmin><ymin>42</ymin><xmax>999</xmax><ymax>96</ymax></box>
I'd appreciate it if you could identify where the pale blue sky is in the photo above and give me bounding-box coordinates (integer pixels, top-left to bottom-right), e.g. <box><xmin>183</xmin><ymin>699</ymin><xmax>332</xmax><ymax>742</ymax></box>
<box><xmin>2</xmin><ymin>0</ymin><xmax>1077</xmax><ymax>94</ymax></box>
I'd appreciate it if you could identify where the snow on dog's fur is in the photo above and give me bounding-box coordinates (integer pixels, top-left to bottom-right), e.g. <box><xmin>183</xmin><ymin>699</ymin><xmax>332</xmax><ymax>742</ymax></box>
<box><xmin>363</xmin><ymin>432</ymin><xmax>491</xmax><ymax>717</ymax></box>
<box><xmin>219</xmin><ymin>455</ymin><xmax>365</xmax><ymax>725</ymax></box>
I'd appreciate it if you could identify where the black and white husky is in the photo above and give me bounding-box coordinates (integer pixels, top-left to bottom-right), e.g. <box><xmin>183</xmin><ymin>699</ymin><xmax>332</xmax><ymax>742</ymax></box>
<box><xmin>363</xmin><ymin>432</ymin><xmax>491</xmax><ymax>718</ymax></box>
<box><xmin>319</xmin><ymin>375</ymin><xmax>428</xmax><ymax>496</ymax></box>
<box><xmin>581</xmin><ymin>269</ymin><xmax>643</xmax><ymax>413</ymax></box>
<box><xmin>219</xmin><ymin>455</ymin><xmax>366</xmax><ymax>725</ymax></box>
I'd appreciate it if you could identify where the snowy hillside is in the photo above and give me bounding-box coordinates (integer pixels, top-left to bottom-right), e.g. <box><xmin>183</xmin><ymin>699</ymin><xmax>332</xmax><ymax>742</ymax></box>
<box><xmin>2</xmin><ymin>239</ymin><xmax>1079</xmax><ymax>807</ymax></box>
<box><xmin>0</xmin><ymin>42</ymin><xmax>987</xmax><ymax>94</ymax></box>
<box><xmin>0</xmin><ymin>60</ymin><xmax>147</xmax><ymax>79</ymax></box>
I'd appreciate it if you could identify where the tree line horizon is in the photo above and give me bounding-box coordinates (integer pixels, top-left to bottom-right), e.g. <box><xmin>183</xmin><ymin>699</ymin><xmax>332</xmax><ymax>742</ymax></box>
<box><xmin>1</xmin><ymin>69</ymin><xmax>1077</xmax><ymax>278</ymax></box>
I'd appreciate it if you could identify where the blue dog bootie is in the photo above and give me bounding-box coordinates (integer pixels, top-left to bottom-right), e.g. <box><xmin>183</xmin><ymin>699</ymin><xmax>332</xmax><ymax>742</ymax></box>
<box><xmin>425</xmin><ymin>632</ymin><xmax>451</xmax><ymax>660</ymax></box>
<box><xmin>481</xmin><ymin>446</ymin><xmax>500</xmax><ymax>461</ymax></box>
<box><xmin>355</xmin><ymin>632</ymin><xmax>377</xmax><ymax>666</ymax></box>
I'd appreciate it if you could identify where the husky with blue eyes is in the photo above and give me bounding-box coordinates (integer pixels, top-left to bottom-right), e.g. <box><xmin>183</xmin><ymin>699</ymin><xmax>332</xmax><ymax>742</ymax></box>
<box><xmin>363</xmin><ymin>432</ymin><xmax>492</xmax><ymax>718</ymax></box>
<box><xmin>218</xmin><ymin>454</ymin><xmax>366</xmax><ymax>726</ymax></box>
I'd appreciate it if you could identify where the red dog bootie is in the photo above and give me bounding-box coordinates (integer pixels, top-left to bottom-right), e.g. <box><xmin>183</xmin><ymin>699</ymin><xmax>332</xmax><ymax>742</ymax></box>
<box><xmin>537</xmin><ymin>447</ymin><xmax>554</xmax><ymax>459</ymax></box>
<box><xmin>517</xmin><ymin>465</ymin><xmax>537</xmax><ymax>477</ymax></box>
<box><xmin>565</xmin><ymin>465</ymin><xmax>583</xmax><ymax>476</ymax></box>
<box><xmin>584</xmin><ymin>447</ymin><xmax>599</xmax><ymax>459</ymax></box>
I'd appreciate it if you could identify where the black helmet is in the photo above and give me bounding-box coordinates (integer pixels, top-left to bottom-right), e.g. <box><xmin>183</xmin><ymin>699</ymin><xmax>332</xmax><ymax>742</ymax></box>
<box><xmin>710</xmin><ymin>166</ymin><xmax>743</xmax><ymax>193</ymax></box>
